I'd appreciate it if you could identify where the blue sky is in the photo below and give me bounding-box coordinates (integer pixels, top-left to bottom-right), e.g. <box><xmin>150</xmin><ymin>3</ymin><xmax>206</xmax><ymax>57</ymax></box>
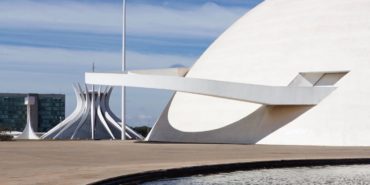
<box><xmin>0</xmin><ymin>0</ymin><xmax>263</xmax><ymax>127</ymax></box>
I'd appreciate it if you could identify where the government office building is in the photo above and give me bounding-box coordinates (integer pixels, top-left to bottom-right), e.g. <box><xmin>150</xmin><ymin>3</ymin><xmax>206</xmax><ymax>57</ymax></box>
<box><xmin>0</xmin><ymin>93</ymin><xmax>65</xmax><ymax>132</ymax></box>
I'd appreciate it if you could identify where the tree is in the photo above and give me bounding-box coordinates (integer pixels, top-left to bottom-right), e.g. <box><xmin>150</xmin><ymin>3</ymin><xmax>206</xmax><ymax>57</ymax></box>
<box><xmin>132</xmin><ymin>126</ymin><xmax>152</xmax><ymax>137</ymax></box>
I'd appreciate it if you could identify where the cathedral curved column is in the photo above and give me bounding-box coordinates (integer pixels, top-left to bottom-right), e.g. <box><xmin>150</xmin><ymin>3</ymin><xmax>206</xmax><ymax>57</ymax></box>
<box><xmin>42</xmin><ymin>84</ymin><xmax>143</xmax><ymax>140</ymax></box>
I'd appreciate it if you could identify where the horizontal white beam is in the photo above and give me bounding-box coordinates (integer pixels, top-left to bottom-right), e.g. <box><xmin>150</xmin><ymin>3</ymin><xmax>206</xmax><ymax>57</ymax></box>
<box><xmin>85</xmin><ymin>71</ymin><xmax>336</xmax><ymax>105</ymax></box>
<box><xmin>128</xmin><ymin>67</ymin><xmax>189</xmax><ymax>77</ymax></box>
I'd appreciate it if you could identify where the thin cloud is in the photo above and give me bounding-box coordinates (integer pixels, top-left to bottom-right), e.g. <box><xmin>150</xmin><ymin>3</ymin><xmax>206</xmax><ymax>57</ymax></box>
<box><xmin>0</xmin><ymin>45</ymin><xmax>195</xmax><ymax>72</ymax></box>
<box><xmin>0</xmin><ymin>0</ymin><xmax>249</xmax><ymax>39</ymax></box>
<box><xmin>0</xmin><ymin>0</ymin><xmax>121</xmax><ymax>34</ymax></box>
<box><xmin>127</xmin><ymin>2</ymin><xmax>248</xmax><ymax>38</ymax></box>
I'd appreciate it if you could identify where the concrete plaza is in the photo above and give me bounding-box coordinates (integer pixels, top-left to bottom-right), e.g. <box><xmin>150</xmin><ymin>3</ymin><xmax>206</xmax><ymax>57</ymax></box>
<box><xmin>1</xmin><ymin>140</ymin><xmax>370</xmax><ymax>185</ymax></box>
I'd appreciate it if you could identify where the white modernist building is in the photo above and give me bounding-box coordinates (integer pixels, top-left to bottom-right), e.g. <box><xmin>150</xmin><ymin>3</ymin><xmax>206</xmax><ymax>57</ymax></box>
<box><xmin>42</xmin><ymin>84</ymin><xmax>143</xmax><ymax>140</ymax></box>
<box><xmin>86</xmin><ymin>0</ymin><xmax>370</xmax><ymax>146</ymax></box>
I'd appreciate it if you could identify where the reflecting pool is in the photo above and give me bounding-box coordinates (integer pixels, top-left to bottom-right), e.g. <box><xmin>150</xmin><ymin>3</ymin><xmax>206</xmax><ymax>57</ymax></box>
<box><xmin>143</xmin><ymin>165</ymin><xmax>370</xmax><ymax>185</ymax></box>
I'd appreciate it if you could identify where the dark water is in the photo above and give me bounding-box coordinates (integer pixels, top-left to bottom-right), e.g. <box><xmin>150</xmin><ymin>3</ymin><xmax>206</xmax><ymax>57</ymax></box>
<box><xmin>142</xmin><ymin>165</ymin><xmax>370</xmax><ymax>185</ymax></box>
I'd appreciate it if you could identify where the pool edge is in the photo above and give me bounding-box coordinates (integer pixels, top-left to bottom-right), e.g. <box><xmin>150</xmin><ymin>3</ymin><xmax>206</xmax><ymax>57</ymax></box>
<box><xmin>88</xmin><ymin>158</ymin><xmax>370</xmax><ymax>185</ymax></box>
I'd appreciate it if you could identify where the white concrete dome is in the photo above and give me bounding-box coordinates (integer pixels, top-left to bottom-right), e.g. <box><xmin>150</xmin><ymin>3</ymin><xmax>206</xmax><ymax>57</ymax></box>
<box><xmin>147</xmin><ymin>0</ymin><xmax>370</xmax><ymax>146</ymax></box>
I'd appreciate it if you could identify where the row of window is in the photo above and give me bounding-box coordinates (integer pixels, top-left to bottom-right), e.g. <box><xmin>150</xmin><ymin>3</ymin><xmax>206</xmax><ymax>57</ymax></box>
<box><xmin>0</xmin><ymin>95</ymin><xmax>65</xmax><ymax>132</ymax></box>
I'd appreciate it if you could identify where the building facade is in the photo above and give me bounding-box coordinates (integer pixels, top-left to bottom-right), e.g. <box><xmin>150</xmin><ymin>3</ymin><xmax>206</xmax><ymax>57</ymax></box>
<box><xmin>0</xmin><ymin>93</ymin><xmax>65</xmax><ymax>132</ymax></box>
<box><xmin>86</xmin><ymin>0</ymin><xmax>370</xmax><ymax>146</ymax></box>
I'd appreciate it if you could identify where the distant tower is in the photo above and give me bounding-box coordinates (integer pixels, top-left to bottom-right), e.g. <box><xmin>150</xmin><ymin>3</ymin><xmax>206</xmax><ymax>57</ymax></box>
<box><xmin>16</xmin><ymin>96</ymin><xmax>40</xmax><ymax>140</ymax></box>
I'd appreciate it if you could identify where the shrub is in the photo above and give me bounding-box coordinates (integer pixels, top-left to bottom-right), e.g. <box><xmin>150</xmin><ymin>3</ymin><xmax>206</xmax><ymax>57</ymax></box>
<box><xmin>0</xmin><ymin>134</ymin><xmax>13</xmax><ymax>141</ymax></box>
<box><xmin>0</xmin><ymin>127</ymin><xmax>13</xmax><ymax>141</ymax></box>
<box><xmin>132</xmin><ymin>126</ymin><xmax>152</xmax><ymax>137</ymax></box>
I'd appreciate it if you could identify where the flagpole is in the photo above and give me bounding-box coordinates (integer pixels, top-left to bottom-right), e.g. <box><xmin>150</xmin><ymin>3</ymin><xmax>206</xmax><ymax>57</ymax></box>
<box><xmin>91</xmin><ymin>62</ymin><xmax>95</xmax><ymax>140</ymax></box>
<box><xmin>121</xmin><ymin>0</ymin><xmax>126</xmax><ymax>140</ymax></box>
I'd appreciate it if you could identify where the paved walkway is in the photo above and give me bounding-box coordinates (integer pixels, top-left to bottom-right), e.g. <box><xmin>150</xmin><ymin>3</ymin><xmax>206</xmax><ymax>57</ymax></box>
<box><xmin>1</xmin><ymin>140</ymin><xmax>370</xmax><ymax>185</ymax></box>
